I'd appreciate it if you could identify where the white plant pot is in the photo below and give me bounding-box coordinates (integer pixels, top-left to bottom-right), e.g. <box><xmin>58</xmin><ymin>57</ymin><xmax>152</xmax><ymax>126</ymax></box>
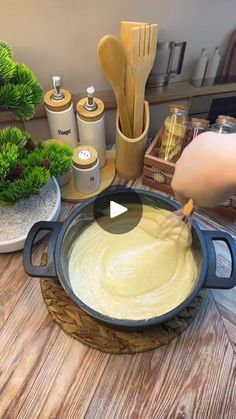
<box><xmin>0</xmin><ymin>177</ymin><xmax>61</xmax><ymax>253</ymax></box>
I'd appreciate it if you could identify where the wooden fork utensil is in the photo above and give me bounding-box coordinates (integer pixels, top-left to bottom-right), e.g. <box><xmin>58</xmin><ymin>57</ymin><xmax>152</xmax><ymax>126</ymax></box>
<box><xmin>131</xmin><ymin>24</ymin><xmax>158</xmax><ymax>138</ymax></box>
<box><xmin>120</xmin><ymin>21</ymin><xmax>146</xmax><ymax>130</ymax></box>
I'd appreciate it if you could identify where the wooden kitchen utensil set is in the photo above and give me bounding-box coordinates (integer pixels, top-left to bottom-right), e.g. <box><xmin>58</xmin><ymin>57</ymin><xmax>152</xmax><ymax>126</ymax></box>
<box><xmin>97</xmin><ymin>21</ymin><xmax>158</xmax><ymax>180</ymax></box>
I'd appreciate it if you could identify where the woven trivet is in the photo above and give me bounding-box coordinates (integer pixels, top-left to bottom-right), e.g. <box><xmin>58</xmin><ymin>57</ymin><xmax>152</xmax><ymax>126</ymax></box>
<box><xmin>40</xmin><ymin>273</ymin><xmax>205</xmax><ymax>354</ymax></box>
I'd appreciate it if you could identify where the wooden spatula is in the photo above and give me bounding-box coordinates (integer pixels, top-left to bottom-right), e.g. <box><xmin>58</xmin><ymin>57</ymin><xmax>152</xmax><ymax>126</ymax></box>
<box><xmin>97</xmin><ymin>35</ymin><xmax>132</xmax><ymax>138</ymax></box>
<box><xmin>120</xmin><ymin>21</ymin><xmax>146</xmax><ymax>128</ymax></box>
<box><xmin>131</xmin><ymin>24</ymin><xmax>158</xmax><ymax>138</ymax></box>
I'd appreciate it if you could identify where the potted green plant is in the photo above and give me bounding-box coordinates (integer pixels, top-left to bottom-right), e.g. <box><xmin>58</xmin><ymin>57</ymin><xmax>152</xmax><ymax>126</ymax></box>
<box><xmin>0</xmin><ymin>41</ymin><xmax>73</xmax><ymax>253</ymax></box>
<box><xmin>0</xmin><ymin>126</ymin><xmax>73</xmax><ymax>253</ymax></box>
<box><xmin>0</xmin><ymin>41</ymin><xmax>43</xmax><ymax>119</ymax></box>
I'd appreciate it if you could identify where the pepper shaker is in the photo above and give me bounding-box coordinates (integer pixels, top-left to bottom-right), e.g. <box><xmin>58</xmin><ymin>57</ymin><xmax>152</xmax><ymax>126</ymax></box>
<box><xmin>44</xmin><ymin>76</ymin><xmax>78</xmax><ymax>148</ymax></box>
<box><xmin>76</xmin><ymin>86</ymin><xmax>106</xmax><ymax>168</ymax></box>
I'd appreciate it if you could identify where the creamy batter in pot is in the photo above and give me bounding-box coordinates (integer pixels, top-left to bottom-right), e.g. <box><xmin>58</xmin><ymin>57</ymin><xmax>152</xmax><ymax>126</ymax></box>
<box><xmin>68</xmin><ymin>206</ymin><xmax>198</xmax><ymax>320</ymax></box>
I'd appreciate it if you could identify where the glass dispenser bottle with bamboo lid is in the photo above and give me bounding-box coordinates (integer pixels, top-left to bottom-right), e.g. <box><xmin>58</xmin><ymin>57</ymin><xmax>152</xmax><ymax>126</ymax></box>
<box><xmin>159</xmin><ymin>104</ymin><xmax>188</xmax><ymax>163</ymax></box>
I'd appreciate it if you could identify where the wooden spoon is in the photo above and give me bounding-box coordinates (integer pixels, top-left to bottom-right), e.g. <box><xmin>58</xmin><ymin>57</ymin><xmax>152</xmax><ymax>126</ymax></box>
<box><xmin>97</xmin><ymin>35</ymin><xmax>132</xmax><ymax>138</ymax></box>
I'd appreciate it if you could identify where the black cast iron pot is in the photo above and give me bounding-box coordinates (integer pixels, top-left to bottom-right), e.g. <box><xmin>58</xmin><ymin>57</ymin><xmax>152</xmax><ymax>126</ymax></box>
<box><xmin>23</xmin><ymin>190</ymin><xmax>236</xmax><ymax>331</ymax></box>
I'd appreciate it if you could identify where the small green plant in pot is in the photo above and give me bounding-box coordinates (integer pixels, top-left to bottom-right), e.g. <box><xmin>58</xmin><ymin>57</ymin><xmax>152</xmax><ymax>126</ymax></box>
<box><xmin>0</xmin><ymin>126</ymin><xmax>73</xmax><ymax>207</ymax></box>
<box><xmin>0</xmin><ymin>41</ymin><xmax>43</xmax><ymax>120</ymax></box>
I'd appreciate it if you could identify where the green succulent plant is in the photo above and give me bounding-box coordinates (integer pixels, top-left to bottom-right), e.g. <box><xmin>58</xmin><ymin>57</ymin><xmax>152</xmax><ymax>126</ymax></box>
<box><xmin>0</xmin><ymin>167</ymin><xmax>51</xmax><ymax>206</ymax></box>
<box><xmin>0</xmin><ymin>126</ymin><xmax>29</xmax><ymax>147</ymax></box>
<box><xmin>0</xmin><ymin>143</ymin><xmax>19</xmax><ymax>179</ymax></box>
<box><xmin>0</xmin><ymin>41</ymin><xmax>43</xmax><ymax>120</ymax></box>
<box><xmin>22</xmin><ymin>143</ymin><xmax>73</xmax><ymax>176</ymax></box>
<box><xmin>0</xmin><ymin>126</ymin><xmax>73</xmax><ymax>206</ymax></box>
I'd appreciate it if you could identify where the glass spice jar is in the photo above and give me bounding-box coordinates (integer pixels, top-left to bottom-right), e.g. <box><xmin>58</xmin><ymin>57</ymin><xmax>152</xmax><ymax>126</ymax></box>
<box><xmin>158</xmin><ymin>104</ymin><xmax>188</xmax><ymax>162</ymax></box>
<box><xmin>181</xmin><ymin>118</ymin><xmax>210</xmax><ymax>152</ymax></box>
<box><xmin>211</xmin><ymin>115</ymin><xmax>236</xmax><ymax>134</ymax></box>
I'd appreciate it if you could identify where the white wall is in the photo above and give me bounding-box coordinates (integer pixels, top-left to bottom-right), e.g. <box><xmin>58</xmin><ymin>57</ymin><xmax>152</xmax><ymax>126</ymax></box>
<box><xmin>1</xmin><ymin>0</ymin><xmax>235</xmax><ymax>94</ymax></box>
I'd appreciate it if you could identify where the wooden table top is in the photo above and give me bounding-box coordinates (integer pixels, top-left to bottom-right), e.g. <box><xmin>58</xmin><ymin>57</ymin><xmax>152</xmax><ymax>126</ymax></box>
<box><xmin>1</xmin><ymin>176</ymin><xmax>236</xmax><ymax>418</ymax></box>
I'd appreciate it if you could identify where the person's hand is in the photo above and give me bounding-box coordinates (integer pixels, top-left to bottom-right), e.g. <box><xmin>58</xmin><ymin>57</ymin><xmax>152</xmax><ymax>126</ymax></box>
<box><xmin>171</xmin><ymin>132</ymin><xmax>236</xmax><ymax>208</ymax></box>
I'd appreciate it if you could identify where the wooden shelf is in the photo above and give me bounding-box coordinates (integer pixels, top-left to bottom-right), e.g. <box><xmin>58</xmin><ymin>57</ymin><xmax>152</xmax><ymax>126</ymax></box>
<box><xmin>1</xmin><ymin>80</ymin><xmax>236</xmax><ymax>123</ymax></box>
<box><xmin>146</xmin><ymin>80</ymin><xmax>236</xmax><ymax>103</ymax></box>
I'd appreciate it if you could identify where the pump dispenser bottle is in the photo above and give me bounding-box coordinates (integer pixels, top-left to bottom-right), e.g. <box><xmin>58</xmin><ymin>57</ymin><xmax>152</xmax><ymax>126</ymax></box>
<box><xmin>76</xmin><ymin>86</ymin><xmax>106</xmax><ymax>168</ymax></box>
<box><xmin>44</xmin><ymin>76</ymin><xmax>78</xmax><ymax>148</ymax></box>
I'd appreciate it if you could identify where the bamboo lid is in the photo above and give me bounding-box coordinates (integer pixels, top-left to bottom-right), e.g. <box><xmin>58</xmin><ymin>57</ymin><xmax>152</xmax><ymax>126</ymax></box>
<box><xmin>73</xmin><ymin>145</ymin><xmax>98</xmax><ymax>169</ymax></box>
<box><xmin>169</xmin><ymin>104</ymin><xmax>187</xmax><ymax>115</ymax></box>
<box><xmin>76</xmin><ymin>97</ymin><xmax>104</xmax><ymax>121</ymax></box>
<box><xmin>44</xmin><ymin>88</ymin><xmax>72</xmax><ymax>112</ymax></box>
<box><xmin>217</xmin><ymin>115</ymin><xmax>236</xmax><ymax>126</ymax></box>
<box><xmin>191</xmin><ymin>117</ymin><xmax>210</xmax><ymax>128</ymax></box>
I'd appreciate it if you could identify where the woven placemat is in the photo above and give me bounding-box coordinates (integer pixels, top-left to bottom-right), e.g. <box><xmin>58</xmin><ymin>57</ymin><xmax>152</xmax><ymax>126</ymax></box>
<box><xmin>40</xmin><ymin>273</ymin><xmax>205</xmax><ymax>354</ymax></box>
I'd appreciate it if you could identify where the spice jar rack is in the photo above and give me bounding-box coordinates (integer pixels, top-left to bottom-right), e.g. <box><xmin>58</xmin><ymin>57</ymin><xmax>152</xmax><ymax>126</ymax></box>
<box><xmin>143</xmin><ymin>130</ymin><xmax>174</xmax><ymax>194</ymax></box>
<box><xmin>142</xmin><ymin>130</ymin><xmax>236</xmax><ymax>217</ymax></box>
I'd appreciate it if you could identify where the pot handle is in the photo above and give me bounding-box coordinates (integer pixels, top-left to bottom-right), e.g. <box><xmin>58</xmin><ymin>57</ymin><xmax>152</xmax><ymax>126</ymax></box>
<box><xmin>203</xmin><ymin>230</ymin><xmax>236</xmax><ymax>289</ymax></box>
<box><xmin>23</xmin><ymin>221</ymin><xmax>62</xmax><ymax>278</ymax></box>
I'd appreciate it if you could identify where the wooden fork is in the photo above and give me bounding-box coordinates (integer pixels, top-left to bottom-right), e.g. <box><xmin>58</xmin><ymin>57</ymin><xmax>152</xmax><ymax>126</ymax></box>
<box><xmin>120</xmin><ymin>21</ymin><xmax>146</xmax><ymax>130</ymax></box>
<box><xmin>131</xmin><ymin>24</ymin><xmax>158</xmax><ymax>138</ymax></box>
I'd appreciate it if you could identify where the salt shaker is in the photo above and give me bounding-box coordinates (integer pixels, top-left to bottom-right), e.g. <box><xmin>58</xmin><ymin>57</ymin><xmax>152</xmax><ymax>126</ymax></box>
<box><xmin>76</xmin><ymin>86</ymin><xmax>106</xmax><ymax>168</ymax></box>
<box><xmin>72</xmin><ymin>145</ymin><xmax>100</xmax><ymax>193</ymax></box>
<box><xmin>44</xmin><ymin>76</ymin><xmax>78</xmax><ymax>148</ymax></box>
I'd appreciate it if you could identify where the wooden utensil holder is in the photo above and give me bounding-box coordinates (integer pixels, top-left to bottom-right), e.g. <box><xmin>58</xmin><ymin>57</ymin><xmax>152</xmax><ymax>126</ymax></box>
<box><xmin>142</xmin><ymin>130</ymin><xmax>236</xmax><ymax>217</ymax></box>
<box><xmin>116</xmin><ymin>101</ymin><xmax>150</xmax><ymax>180</ymax></box>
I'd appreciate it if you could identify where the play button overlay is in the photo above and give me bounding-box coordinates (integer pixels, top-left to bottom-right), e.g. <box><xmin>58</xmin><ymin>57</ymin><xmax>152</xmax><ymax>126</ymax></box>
<box><xmin>110</xmin><ymin>201</ymin><xmax>128</xmax><ymax>219</ymax></box>
<box><xmin>93</xmin><ymin>187</ymin><xmax>143</xmax><ymax>234</ymax></box>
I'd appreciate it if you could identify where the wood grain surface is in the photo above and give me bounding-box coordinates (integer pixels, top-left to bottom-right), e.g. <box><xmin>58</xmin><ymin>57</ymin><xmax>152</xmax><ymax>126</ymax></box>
<box><xmin>40</xmin><ymin>278</ymin><xmax>205</xmax><ymax>355</ymax></box>
<box><xmin>1</xmin><ymin>176</ymin><xmax>236</xmax><ymax>418</ymax></box>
